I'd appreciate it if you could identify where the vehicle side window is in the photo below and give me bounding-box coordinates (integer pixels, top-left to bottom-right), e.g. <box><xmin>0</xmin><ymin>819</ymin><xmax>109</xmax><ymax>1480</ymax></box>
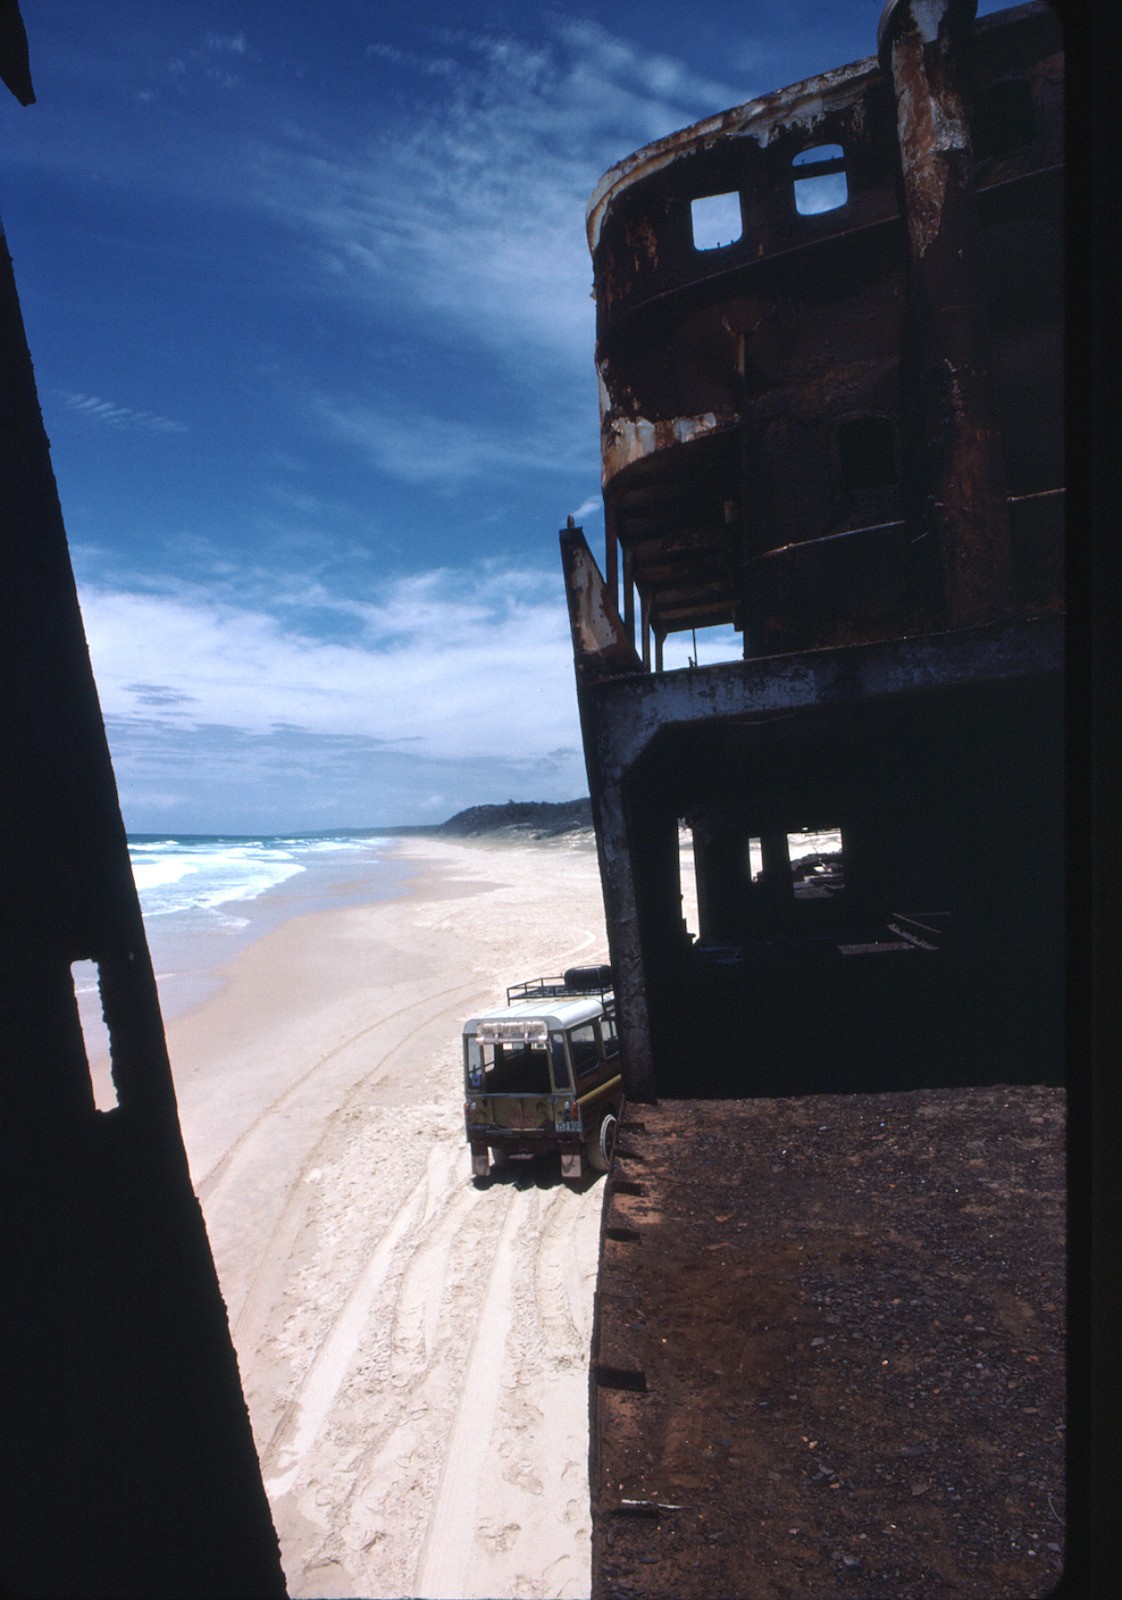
<box><xmin>601</xmin><ymin>1015</ymin><xmax>619</xmax><ymax>1057</ymax></box>
<box><xmin>568</xmin><ymin>1022</ymin><xmax>600</xmax><ymax>1077</ymax></box>
<box><xmin>551</xmin><ymin>1034</ymin><xmax>573</xmax><ymax>1090</ymax></box>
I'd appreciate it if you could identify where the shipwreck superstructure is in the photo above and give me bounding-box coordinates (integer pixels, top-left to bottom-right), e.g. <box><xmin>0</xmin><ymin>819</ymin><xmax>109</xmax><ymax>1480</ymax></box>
<box><xmin>562</xmin><ymin>0</ymin><xmax>1064</xmax><ymax>1101</ymax></box>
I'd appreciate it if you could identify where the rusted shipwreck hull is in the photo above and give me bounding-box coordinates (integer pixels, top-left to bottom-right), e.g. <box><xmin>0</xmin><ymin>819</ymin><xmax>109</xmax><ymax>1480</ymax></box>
<box><xmin>562</xmin><ymin>0</ymin><xmax>1064</xmax><ymax>1103</ymax></box>
<box><xmin>567</xmin><ymin>4</ymin><xmax>1067</xmax><ymax>1595</ymax></box>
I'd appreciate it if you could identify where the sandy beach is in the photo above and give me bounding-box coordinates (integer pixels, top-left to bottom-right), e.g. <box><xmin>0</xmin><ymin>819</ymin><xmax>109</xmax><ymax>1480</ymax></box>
<box><xmin>159</xmin><ymin>833</ymin><xmax>610</xmax><ymax>1598</ymax></box>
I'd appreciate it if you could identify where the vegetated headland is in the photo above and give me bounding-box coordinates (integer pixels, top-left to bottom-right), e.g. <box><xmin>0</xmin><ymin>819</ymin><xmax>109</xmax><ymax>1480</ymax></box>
<box><xmin>383</xmin><ymin>796</ymin><xmax>594</xmax><ymax>840</ymax></box>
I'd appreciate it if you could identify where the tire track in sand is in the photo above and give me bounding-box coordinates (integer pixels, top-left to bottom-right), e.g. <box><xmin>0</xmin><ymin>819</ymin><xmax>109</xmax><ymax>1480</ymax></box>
<box><xmin>451</xmin><ymin>1182</ymin><xmax>599</xmax><ymax>1600</ymax></box>
<box><xmin>297</xmin><ymin>1156</ymin><xmax>511</xmax><ymax>1593</ymax></box>
<box><xmin>260</xmin><ymin>1138</ymin><xmax>466</xmax><ymax>1500</ymax></box>
<box><xmin>209</xmin><ymin>928</ymin><xmax>600</xmax><ymax>1345</ymax></box>
<box><xmin>412</xmin><ymin>1182</ymin><xmax>523</xmax><ymax>1599</ymax></box>
<box><xmin>225</xmin><ymin>984</ymin><xmax>477</xmax><ymax>1348</ymax></box>
<box><xmin>260</xmin><ymin>1158</ymin><xmax>602</xmax><ymax>1598</ymax></box>
<box><xmin>197</xmin><ymin>981</ymin><xmax>479</xmax><ymax>1201</ymax></box>
<box><xmin>227</xmin><ymin>908</ymin><xmax>609</xmax><ymax>1594</ymax></box>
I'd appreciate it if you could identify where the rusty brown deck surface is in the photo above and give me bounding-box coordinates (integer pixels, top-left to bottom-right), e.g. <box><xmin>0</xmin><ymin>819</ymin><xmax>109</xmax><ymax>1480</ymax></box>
<box><xmin>590</xmin><ymin>1086</ymin><xmax>1065</xmax><ymax>1600</ymax></box>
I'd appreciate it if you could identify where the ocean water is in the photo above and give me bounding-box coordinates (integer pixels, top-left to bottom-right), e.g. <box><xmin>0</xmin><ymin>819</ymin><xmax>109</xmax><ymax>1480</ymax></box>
<box><xmin>127</xmin><ymin>831</ymin><xmax>398</xmax><ymax>925</ymax></box>
<box><xmin>74</xmin><ymin>832</ymin><xmax>414</xmax><ymax>1065</ymax></box>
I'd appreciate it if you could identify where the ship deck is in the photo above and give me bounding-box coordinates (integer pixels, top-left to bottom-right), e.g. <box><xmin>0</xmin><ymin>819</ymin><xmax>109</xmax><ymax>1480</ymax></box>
<box><xmin>590</xmin><ymin>1084</ymin><xmax>1066</xmax><ymax>1599</ymax></box>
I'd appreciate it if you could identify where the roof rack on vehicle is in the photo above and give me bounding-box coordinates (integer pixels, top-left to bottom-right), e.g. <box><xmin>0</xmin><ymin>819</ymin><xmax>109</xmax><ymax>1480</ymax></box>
<box><xmin>505</xmin><ymin>964</ymin><xmax>614</xmax><ymax>1005</ymax></box>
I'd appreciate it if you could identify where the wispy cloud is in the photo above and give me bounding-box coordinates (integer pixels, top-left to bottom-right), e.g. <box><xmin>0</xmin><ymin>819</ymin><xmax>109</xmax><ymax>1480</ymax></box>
<box><xmin>247</xmin><ymin>18</ymin><xmax>748</xmax><ymax>486</ymax></box>
<box><xmin>85</xmin><ymin>555</ymin><xmax>737</xmax><ymax>830</ymax></box>
<box><xmin>82</xmin><ymin>556</ymin><xmax>736</xmax><ymax>830</ymax></box>
<box><xmin>200</xmin><ymin>30</ymin><xmax>251</xmax><ymax>89</ymax></box>
<box><xmin>59</xmin><ymin>392</ymin><xmax>188</xmax><ymax>435</ymax></box>
<box><xmin>206</xmin><ymin>33</ymin><xmax>248</xmax><ymax>57</ymax></box>
<box><xmin>122</xmin><ymin>681</ymin><xmax>200</xmax><ymax>709</ymax></box>
<box><xmin>315</xmin><ymin>396</ymin><xmax>591</xmax><ymax>490</ymax></box>
<box><xmin>546</xmin><ymin>18</ymin><xmax>750</xmax><ymax>120</ymax></box>
<box><xmin>257</xmin><ymin>19</ymin><xmax>747</xmax><ymax>382</ymax></box>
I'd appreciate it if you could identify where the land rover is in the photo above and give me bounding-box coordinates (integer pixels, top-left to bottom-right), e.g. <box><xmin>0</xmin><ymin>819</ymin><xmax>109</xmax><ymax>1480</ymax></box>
<box><xmin>463</xmin><ymin>966</ymin><xmax>622</xmax><ymax>1181</ymax></box>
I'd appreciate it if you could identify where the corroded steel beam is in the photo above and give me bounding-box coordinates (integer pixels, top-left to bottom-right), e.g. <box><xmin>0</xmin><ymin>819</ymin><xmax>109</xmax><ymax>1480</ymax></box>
<box><xmin>879</xmin><ymin>0</ymin><xmax>1015</xmax><ymax>628</ymax></box>
<box><xmin>586</xmin><ymin>615</ymin><xmax>1062</xmax><ymax>778</ymax></box>
<box><xmin>560</xmin><ymin>522</ymin><xmax>643</xmax><ymax>683</ymax></box>
<box><xmin>560</xmin><ymin>525</ymin><xmax>654</xmax><ymax>1098</ymax></box>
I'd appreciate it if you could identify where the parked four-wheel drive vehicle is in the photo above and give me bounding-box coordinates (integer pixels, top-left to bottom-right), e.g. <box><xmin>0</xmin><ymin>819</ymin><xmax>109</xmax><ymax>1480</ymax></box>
<box><xmin>463</xmin><ymin>966</ymin><xmax>622</xmax><ymax>1181</ymax></box>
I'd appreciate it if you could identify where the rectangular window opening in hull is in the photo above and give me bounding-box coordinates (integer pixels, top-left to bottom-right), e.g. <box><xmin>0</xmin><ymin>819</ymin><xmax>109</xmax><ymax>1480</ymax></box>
<box><xmin>793</xmin><ymin>143</ymin><xmax>847</xmax><ymax>215</ymax></box>
<box><xmin>71</xmin><ymin>960</ymin><xmax>117</xmax><ymax>1110</ymax></box>
<box><xmin>786</xmin><ymin>828</ymin><xmax>845</xmax><ymax>899</ymax></box>
<box><xmin>678</xmin><ymin>822</ymin><xmax>700</xmax><ymax>939</ymax></box>
<box><xmin>691</xmin><ymin>191</ymin><xmax>743</xmax><ymax>251</ymax></box>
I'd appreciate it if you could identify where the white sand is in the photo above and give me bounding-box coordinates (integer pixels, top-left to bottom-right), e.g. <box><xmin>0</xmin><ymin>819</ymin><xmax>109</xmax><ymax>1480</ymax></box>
<box><xmin>162</xmin><ymin>834</ymin><xmax>610</xmax><ymax>1599</ymax></box>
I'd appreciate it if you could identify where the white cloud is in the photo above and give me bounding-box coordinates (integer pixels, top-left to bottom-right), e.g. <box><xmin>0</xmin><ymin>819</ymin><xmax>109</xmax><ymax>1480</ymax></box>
<box><xmin>101</xmin><ymin>715</ymin><xmax>589</xmax><ymax>833</ymax></box>
<box><xmin>75</xmin><ymin>561</ymin><xmax>583</xmax><ymax>762</ymax></box>
<box><xmin>571</xmin><ymin>495</ymin><xmax>603</xmax><ymax>520</ymax></box>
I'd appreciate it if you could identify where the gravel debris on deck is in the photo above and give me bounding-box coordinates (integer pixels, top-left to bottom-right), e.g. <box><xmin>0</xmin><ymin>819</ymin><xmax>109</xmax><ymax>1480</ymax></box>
<box><xmin>591</xmin><ymin>1085</ymin><xmax>1065</xmax><ymax>1600</ymax></box>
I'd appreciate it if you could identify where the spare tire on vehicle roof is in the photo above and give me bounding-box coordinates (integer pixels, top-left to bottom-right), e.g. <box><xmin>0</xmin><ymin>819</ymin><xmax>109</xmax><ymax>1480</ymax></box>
<box><xmin>563</xmin><ymin>964</ymin><xmax>613</xmax><ymax>993</ymax></box>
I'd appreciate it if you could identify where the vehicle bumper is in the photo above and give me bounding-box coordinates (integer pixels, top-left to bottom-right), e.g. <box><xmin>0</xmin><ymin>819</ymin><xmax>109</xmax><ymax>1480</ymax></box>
<box><xmin>467</xmin><ymin>1128</ymin><xmax>582</xmax><ymax>1174</ymax></box>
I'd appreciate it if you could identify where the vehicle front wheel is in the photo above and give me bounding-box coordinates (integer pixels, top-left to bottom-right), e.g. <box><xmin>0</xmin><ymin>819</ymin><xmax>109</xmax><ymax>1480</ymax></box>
<box><xmin>588</xmin><ymin>1112</ymin><xmax>617</xmax><ymax>1173</ymax></box>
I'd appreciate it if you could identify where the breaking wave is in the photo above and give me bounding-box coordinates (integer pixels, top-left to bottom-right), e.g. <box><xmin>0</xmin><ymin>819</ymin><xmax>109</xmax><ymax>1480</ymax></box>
<box><xmin>127</xmin><ymin>832</ymin><xmax>388</xmax><ymax>922</ymax></box>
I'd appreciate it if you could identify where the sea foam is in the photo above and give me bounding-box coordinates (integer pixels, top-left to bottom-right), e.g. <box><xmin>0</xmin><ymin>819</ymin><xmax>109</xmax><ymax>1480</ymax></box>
<box><xmin>127</xmin><ymin>833</ymin><xmax>387</xmax><ymax>922</ymax></box>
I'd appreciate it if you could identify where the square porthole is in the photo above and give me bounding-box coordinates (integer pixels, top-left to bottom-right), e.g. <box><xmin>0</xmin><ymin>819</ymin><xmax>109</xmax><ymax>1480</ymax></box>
<box><xmin>793</xmin><ymin>143</ymin><xmax>848</xmax><ymax>215</ymax></box>
<box><xmin>691</xmin><ymin>191</ymin><xmax>743</xmax><ymax>251</ymax></box>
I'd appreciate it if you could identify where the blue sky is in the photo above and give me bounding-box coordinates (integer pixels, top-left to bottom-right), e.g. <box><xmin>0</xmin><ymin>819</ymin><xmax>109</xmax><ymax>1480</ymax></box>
<box><xmin>3</xmin><ymin>1</ymin><xmax>1005</xmax><ymax>832</ymax></box>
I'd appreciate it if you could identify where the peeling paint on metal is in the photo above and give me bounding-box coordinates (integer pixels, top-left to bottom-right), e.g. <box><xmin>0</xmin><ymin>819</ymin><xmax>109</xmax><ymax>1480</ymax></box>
<box><xmin>894</xmin><ymin>72</ymin><xmax>951</xmax><ymax>255</ymax></box>
<box><xmin>572</xmin><ymin>561</ymin><xmax>621</xmax><ymax>655</ymax></box>
<box><xmin>911</xmin><ymin>0</ymin><xmax>951</xmax><ymax>46</ymax></box>
<box><xmin>890</xmin><ymin>29</ymin><xmax>968</xmax><ymax>258</ymax></box>
<box><xmin>562</xmin><ymin>528</ymin><xmax>642</xmax><ymax>677</ymax></box>
<box><xmin>893</xmin><ymin>59</ymin><xmax>968</xmax><ymax>159</ymax></box>
<box><xmin>602</xmin><ymin>412</ymin><xmax>722</xmax><ymax>476</ymax></box>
